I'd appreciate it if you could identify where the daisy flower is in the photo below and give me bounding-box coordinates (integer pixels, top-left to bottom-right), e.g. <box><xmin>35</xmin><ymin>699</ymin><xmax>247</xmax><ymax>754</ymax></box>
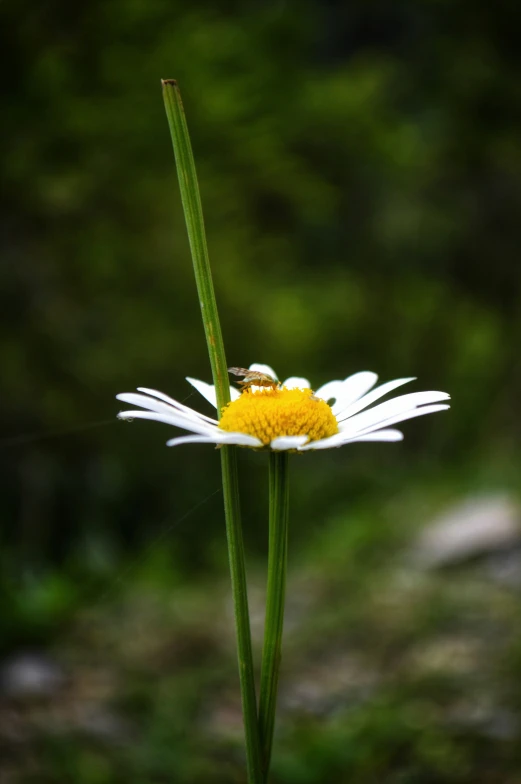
<box><xmin>116</xmin><ymin>363</ymin><xmax>449</xmax><ymax>452</ymax></box>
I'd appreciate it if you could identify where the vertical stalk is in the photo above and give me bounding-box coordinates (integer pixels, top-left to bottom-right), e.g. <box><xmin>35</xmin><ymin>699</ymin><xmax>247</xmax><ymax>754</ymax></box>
<box><xmin>161</xmin><ymin>80</ymin><xmax>228</xmax><ymax>408</ymax></box>
<box><xmin>259</xmin><ymin>451</ymin><xmax>290</xmax><ymax>779</ymax></box>
<box><xmin>162</xmin><ymin>80</ymin><xmax>263</xmax><ymax>784</ymax></box>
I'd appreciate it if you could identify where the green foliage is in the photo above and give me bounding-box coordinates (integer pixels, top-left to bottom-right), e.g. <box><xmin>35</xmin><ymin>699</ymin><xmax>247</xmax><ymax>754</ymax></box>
<box><xmin>2</xmin><ymin>1</ymin><xmax>521</xmax><ymax>780</ymax></box>
<box><xmin>3</xmin><ymin>0</ymin><xmax>520</xmax><ymax>569</ymax></box>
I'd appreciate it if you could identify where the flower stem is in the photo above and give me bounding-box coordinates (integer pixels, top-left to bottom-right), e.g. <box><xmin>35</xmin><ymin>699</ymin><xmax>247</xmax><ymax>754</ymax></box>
<box><xmin>161</xmin><ymin>80</ymin><xmax>229</xmax><ymax>410</ymax></box>
<box><xmin>259</xmin><ymin>451</ymin><xmax>290</xmax><ymax>779</ymax></box>
<box><xmin>162</xmin><ymin>79</ymin><xmax>263</xmax><ymax>784</ymax></box>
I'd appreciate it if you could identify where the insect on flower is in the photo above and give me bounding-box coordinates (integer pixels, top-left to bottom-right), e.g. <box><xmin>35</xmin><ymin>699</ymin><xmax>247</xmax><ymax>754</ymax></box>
<box><xmin>228</xmin><ymin>366</ymin><xmax>279</xmax><ymax>391</ymax></box>
<box><xmin>117</xmin><ymin>363</ymin><xmax>450</xmax><ymax>451</ymax></box>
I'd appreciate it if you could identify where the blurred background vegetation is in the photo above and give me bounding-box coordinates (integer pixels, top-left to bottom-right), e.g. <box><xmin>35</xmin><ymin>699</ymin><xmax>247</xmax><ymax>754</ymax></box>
<box><xmin>2</xmin><ymin>0</ymin><xmax>521</xmax><ymax>781</ymax></box>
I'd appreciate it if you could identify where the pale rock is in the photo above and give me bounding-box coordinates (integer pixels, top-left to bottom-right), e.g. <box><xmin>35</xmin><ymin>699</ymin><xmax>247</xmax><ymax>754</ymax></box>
<box><xmin>411</xmin><ymin>495</ymin><xmax>521</xmax><ymax>569</ymax></box>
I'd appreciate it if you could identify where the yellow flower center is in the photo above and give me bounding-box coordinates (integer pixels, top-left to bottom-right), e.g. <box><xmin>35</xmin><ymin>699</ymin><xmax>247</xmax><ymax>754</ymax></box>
<box><xmin>219</xmin><ymin>386</ymin><xmax>338</xmax><ymax>446</ymax></box>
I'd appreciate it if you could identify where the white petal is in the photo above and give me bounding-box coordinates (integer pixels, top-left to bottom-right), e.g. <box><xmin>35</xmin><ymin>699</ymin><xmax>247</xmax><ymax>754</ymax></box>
<box><xmin>270</xmin><ymin>435</ymin><xmax>309</xmax><ymax>450</ymax></box>
<box><xmin>345</xmin><ymin>429</ymin><xmax>404</xmax><ymax>443</ymax></box>
<box><xmin>185</xmin><ymin>377</ymin><xmax>218</xmax><ymax>408</ymax></box>
<box><xmin>166</xmin><ymin>435</ymin><xmax>223</xmax><ymax>447</ymax></box>
<box><xmin>116</xmin><ymin>392</ymin><xmax>216</xmax><ymax>427</ymax></box>
<box><xmin>166</xmin><ymin>431</ymin><xmax>262</xmax><ymax>448</ymax></box>
<box><xmin>186</xmin><ymin>377</ymin><xmax>240</xmax><ymax>408</ymax></box>
<box><xmin>314</xmin><ymin>379</ymin><xmax>344</xmax><ymax>404</ymax></box>
<box><xmin>338</xmin><ymin>391</ymin><xmax>450</xmax><ymax>434</ymax></box>
<box><xmin>299</xmin><ymin>428</ymin><xmax>405</xmax><ymax>450</ymax></box>
<box><xmin>117</xmin><ymin>392</ymin><xmax>175</xmax><ymax>415</ymax></box>
<box><xmin>326</xmin><ymin>372</ymin><xmax>379</xmax><ymax>414</ymax></box>
<box><xmin>137</xmin><ymin>387</ymin><xmax>218</xmax><ymax>424</ymax></box>
<box><xmin>296</xmin><ymin>432</ymin><xmax>350</xmax><ymax>451</ymax></box>
<box><xmin>117</xmin><ymin>409</ymin><xmax>219</xmax><ymax>436</ymax></box>
<box><xmin>334</xmin><ymin>377</ymin><xmax>416</xmax><ymax>420</ymax></box>
<box><xmin>249</xmin><ymin>363</ymin><xmax>278</xmax><ymax>380</ymax></box>
<box><xmin>281</xmin><ymin>376</ymin><xmax>311</xmax><ymax>389</ymax></box>
<box><xmin>340</xmin><ymin>403</ymin><xmax>450</xmax><ymax>438</ymax></box>
<box><xmin>217</xmin><ymin>432</ymin><xmax>264</xmax><ymax>447</ymax></box>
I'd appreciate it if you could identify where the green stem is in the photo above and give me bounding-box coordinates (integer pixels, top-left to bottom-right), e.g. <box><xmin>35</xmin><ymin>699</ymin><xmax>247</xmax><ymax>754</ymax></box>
<box><xmin>161</xmin><ymin>79</ymin><xmax>229</xmax><ymax>410</ymax></box>
<box><xmin>162</xmin><ymin>79</ymin><xmax>263</xmax><ymax>784</ymax></box>
<box><xmin>259</xmin><ymin>451</ymin><xmax>290</xmax><ymax>779</ymax></box>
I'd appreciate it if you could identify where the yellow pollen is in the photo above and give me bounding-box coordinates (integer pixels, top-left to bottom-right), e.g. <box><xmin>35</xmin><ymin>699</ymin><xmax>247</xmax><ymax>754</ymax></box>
<box><xmin>219</xmin><ymin>386</ymin><xmax>339</xmax><ymax>446</ymax></box>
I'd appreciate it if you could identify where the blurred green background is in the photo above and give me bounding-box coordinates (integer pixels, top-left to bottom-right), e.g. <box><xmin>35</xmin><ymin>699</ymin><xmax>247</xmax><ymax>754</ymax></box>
<box><xmin>2</xmin><ymin>0</ymin><xmax>521</xmax><ymax>781</ymax></box>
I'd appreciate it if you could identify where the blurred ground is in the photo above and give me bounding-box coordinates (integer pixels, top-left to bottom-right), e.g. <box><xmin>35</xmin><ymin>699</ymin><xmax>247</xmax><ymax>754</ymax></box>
<box><xmin>3</xmin><ymin>488</ymin><xmax>521</xmax><ymax>783</ymax></box>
